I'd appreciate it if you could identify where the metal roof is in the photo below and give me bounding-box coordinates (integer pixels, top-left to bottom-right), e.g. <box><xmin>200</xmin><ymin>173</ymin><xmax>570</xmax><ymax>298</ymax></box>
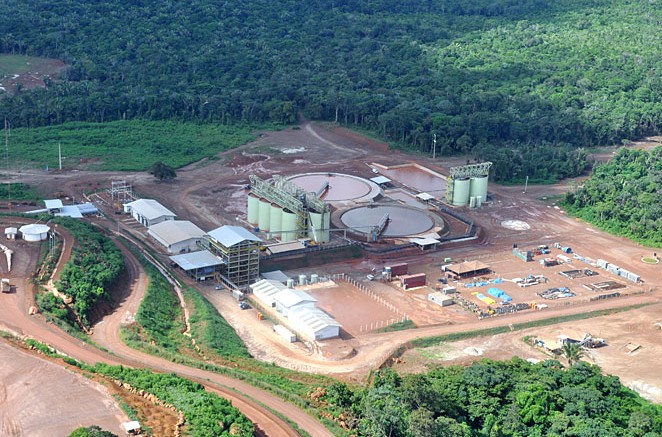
<box><xmin>370</xmin><ymin>176</ymin><xmax>391</xmax><ymax>185</ymax></box>
<box><xmin>275</xmin><ymin>288</ymin><xmax>316</xmax><ymax>308</ymax></box>
<box><xmin>44</xmin><ymin>199</ymin><xmax>63</xmax><ymax>209</ymax></box>
<box><xmin>265</xmin><ymin>240</ymin><xmax>305</xmax><ymax>255</ymax></box>
<box><xmin>169</xmin><ymin>250</ymin><xmax>224</xmax><ymax>271</ymax></box>
<box><xmin>289</xmin><ymin>307</ymin><xmax>341</xmax><ymax>332</ymax></box>
<box><xmin>126</xmin><ymin>199</ymin><xmax>176</xmax><ymax>220</ymax></box>
<box><xmin>415</xmin><ymin>192</ymin><xmax>435</xmax><ymax>201</ymax></box>
<box><xmin>410</xmin><ymin>237</ymin><xmax>439</xmax><ymax>246</ymax></box>
<box><xmin>149</xmin><ymin>220</ymin><xmax>206</xmax><ymax>246</ymax></box>
<box><xmin>447</xmin><ymin>260</ymin><xmax>490</xmax><ymax>275</ymax></box>
<box><xmin>207</xmin><ymin>225</ymin><xmax>262</xmax><ymax>247</ymax></box>
<box><xmin>261</xmin><ymin>270</ymin><xmax>290</xmax><ymax>283</ymax></box>
<box><xmin>56</xmin><ymin>206</ymin><xmax>83</xmax><ymax>218</ymax></box>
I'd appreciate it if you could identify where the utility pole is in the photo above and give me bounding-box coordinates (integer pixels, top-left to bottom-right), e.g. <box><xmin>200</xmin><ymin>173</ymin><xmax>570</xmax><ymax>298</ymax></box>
<box><xmin>432</xmin><ymin>133</ymin><xmax>437</xmax><ymax>160</ymax></box>
<box><xmin>58</xmin><ymin>142</ymin><xmax>62</xmax><ymax>170</ymax></box>
<box><xmin>523</xmin><ymin>175</ymin><xmax>529</xmax><ymax>194</ymax></box>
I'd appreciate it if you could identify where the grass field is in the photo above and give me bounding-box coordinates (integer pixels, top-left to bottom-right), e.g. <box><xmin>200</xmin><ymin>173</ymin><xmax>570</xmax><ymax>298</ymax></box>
<box><xmin>8</xmin><ymin>120</ymin><xmax>282</xmax><ymax>171</ymax></box>
<box><xmin>0</xmin><ymin>54</ymin><xmax>53</xmax><ymax>75</ymax></box>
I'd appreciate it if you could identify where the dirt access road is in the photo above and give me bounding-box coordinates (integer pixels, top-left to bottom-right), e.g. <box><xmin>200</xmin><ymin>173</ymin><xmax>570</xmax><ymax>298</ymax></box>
<box><xmin>0</xmin><ymin>227</ymin><xmax>331</xmax><ymax>437</ymax></box>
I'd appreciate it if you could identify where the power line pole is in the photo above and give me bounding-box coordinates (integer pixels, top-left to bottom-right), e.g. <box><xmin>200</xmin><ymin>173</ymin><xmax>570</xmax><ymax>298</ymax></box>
<box><xmin>432</xmin><ymin>133</ymin><xmax>437</xmax><ymax>160</ymax></box>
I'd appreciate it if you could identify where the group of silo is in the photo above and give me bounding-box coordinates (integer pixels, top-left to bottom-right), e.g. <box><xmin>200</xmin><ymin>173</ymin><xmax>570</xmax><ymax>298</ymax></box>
<box><xmin>451</xmin><ymin>175</ymin><xmax>488</xmax><ymax>207</ymax></box>
<box><xmin>247</xmin><ymin>194</ymin><xmax>293</xmax><ymax>241</ymax></box>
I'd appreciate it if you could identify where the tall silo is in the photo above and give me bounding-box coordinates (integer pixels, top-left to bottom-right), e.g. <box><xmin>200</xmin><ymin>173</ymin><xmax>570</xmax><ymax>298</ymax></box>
<box><xmin>308</xmin><ymin>211</ymin><xmax>330</xmax><ymax>243</ymax></box>
<box><xmin>258</xmin><ymin>198</ymin><xmax>271</xmax><ymax>231</ymax></box>
<box><xmin>281</xmin><ymin>208</ymin><xmax>299</xmax><ymax>242</ymax></box>
<box><xmin>247</xmin><ymin>193</ymin><xmax>259</xmax><ymax>225</ymax></box>
<box><xmin>452</xmin><ymin>178</ymin><xmax>471</xmax><ymax>206</ymax></box>
<box><xmin>470</xmin><ymin>176</ymin><xmax>488</xmax><ymax>201</ymax></box>
<box><xmin>269</xmin><ymin>203</ymin><xmax>282</xmax><ymax>238</ymax></box>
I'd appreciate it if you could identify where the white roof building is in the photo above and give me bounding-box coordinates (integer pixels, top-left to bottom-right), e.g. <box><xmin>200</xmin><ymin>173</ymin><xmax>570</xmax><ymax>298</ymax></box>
<box><xmin>124</xmin><ymin>199</ymin><xmax>176</xmax><ymax>227</ymax></box>
<box><xmin>251</xmin><ymin>279</ymin><xmax>288</xmax><ymax>307</ymax></box>
<box><xmin>273</xmin><ymin>288</ymin><xmax>316</xmax><ymax>316</ymax></box>
<box><xmin>207</xmin><ymin>225</ymin><xmax>262</xmax><ymax>247</ymax></box>
<box><xmin>19</xmin><ymin>224</ymin><xmax>50</xmax><ymax>242</ymax></box>
<box><xmin>148</xmin><ymin>220</ymin><xmax>206</xmax><ymax>254</ymax></box>
<box><xmin>288</xmin><ymin>307</ymin><xmax>341</xmax><ymax>341</ymax></box>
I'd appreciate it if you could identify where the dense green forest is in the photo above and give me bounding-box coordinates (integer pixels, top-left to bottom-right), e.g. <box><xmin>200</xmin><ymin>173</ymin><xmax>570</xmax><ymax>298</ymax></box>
<box><xmin>53</xmin><ymin>218</ymin><xmax>124</xmax><ymax>328</ymax></box>
<box><xmin>563</xmin><ymin>146</ymin><xmax>662</xmax><ymax>247</ymax></box>
<box><xmin>318</xmin><ymin>360</ymin><xmax>662</xmax><ymax>436</ymax></box>
<box><xmin>0</xmin><ymin>0</ymin><xmax>659</xmax><ymax>181</ymax></box>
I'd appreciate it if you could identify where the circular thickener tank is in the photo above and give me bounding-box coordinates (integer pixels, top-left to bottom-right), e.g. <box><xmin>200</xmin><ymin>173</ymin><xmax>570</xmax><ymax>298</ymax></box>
<box><xmin>452</xmin><ymin>178</ymin><xmax>471</xmax><ymax>206</ymax></box>
<box><xmin>470</xmin><ymin>176</ymin><xmax>488</xmax><ymax>200</ymax></box>
<box><xmin>247</xmin><ymin>194</ymin><xmax>259</xmax><ymax>225</ymax></box>
<box><xmin>258</xmin><ymin>198</ymin><xmax>271</xmax><ymax>231</ymax></box>
<box><xmin>281</xmin><ymin>208</ymin><xmax>299</xmax><ymax>242</ymax></box>
<box><xmin>340</xmin><ymin>205</ymin><xmax>434</xmax><ymax>237</ymax></box>
<box><xmin>269</xmin><ymin>203</ymin><xmax>282</xmax><ymax>236</ymax></box>
<box><xmin>287</xmin><ymin>173</ymin><xmax>376</xmax><ymax>201</ymax></box>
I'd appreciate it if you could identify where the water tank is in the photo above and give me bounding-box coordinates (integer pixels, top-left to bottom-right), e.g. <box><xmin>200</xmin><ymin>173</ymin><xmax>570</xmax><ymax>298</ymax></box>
<box><xmin>281</xmin><ymin>208</ymin><xmax>298</xmax><ymax>242</ymax></box>
<box><xmin>258</xmin><ymin>198</ymin><xmax>271</xmax><ymax>231</ymax></box>
<box><xmin>470</xmin><ymin>176</ymin><xmax>488</xmax><ymax>200</ymax></box>
<box><xmin>298</xmin><ymin>274</ymin><xmax>307</xmax><ymax>286</ymax></box>
<box><xmin>286</xmin><ymin>278</ymin><xmax>295</xmax><ymax>288</ymax></box>
<box><xmin>310</xmin><ymin>274</ymin><xmax>319</xmax><ymax>284</ymax></box>
<box><xmin>269</xmin><ymin>203</ymin><xmax>282</xmax><ymax>237</ymax></box>
<box><xmin>452</xmin><ymin>178</ymin><xmax>471</xmax><ymax>206</ymax></box>
<box><xmin>19</xmin><ymin>224</ymin><xmax>51</xmax><ymax>242</ymax></box>
<box><xmin>469</xmin><ymin>196</ymin><xmax>476</xmax><ymax>208</ymax></box>
<box><xmin>247</xmin><ymin>194</ymin><xmax>259</xmax><ymax>225</ymax></box>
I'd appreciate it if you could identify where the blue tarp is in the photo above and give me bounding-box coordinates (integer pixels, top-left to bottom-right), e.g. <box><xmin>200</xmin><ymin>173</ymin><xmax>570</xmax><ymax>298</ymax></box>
<box><xmin>488</xmin><ymin>287</ymin><xmax>505</xmax><ymax>298</ymax></box>
<box><xmin>493</xmin><ymin>278</ymin><xmax>504</xmax><ymax>284</ymax></box>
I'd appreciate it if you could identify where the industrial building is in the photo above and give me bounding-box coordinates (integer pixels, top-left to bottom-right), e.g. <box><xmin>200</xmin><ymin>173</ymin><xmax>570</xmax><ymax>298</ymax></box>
<box><xmin>169</xmin><ymin>250</ymin><xmax>224</xmax><ymax>281</ymax></box>
<box><xmin>444</xmin><ymin>260</ymin><xmax>491</xmax><ymax>279</ymax></box>
<box><xmin>204</xmin><ymin>225</ymin><xmax>262</xmax><ymax>290</ymax></box>
<box><xmin>445</xmin><ymin>162</ymin><xmax>492</xmax><ymax>207</ymax></box>
<box><xmin>288</xmin><ymin>307</ymin><xmax>341</xmax><ymax>341</ymax></box>
<box><xmin>148</xmin><ymin>220</ymin><xmax>206</xmax><ymax>254</ymax></box>
<box><xmin>247</xmin><ymin>174</ymin><xmax>331</xmax><ymax>243</ymax></box>
<box><xmin>124</xmin><ymin>199</ymin><xmax>176</xmax><ymax>227</ymax></box>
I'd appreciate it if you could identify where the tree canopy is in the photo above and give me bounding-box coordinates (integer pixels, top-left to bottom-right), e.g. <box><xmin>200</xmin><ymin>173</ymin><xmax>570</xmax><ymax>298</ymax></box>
<box><xmin>0</xmin><ymin>0</ymin><xmax>659</xmax><ymax>182</ymax></box>
<box><xmin>563</xmin><ymin>146</ymin><xmax>661</xmax><ymax>246</ymax></box>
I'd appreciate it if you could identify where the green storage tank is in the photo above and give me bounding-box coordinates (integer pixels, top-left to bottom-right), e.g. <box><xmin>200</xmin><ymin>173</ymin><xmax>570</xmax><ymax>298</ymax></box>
<box><xmin>470</xmin><ymin>176</ymin><xmax>488</xmax><ymax>201</ymax></box>
<box><xmin>452</xmin><ymin>178</ymin><xmax>471</xmax><ymax>206</ymax></box>
<box><xmin>281</xmin><ymin>208</ymin><xmax>299</xmax><ymax>242</ymax></box>
<box><xmin>247</xmin><ymin>194</ymin><xmax>259</xmax><ymax>225</ymax></box>
<box><xmin>258</xmin><ymin>198</ymin><xmax>271</xmax><ymax>231</ymax></box>
<box><xmin>269</xmin><ymin>203</ymin><xmax>282</xmax><ymax>238</ymax></box>
<box><xmin>308</xmin><ymin>211</ymin><xmax>330</xmax><ymax>243</ymax></box>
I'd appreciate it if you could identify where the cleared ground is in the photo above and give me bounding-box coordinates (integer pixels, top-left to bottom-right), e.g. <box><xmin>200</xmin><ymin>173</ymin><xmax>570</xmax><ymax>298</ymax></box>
<box><xmin>0</xmin><ymin>341</ymin><xmax>127</xmax><ymax>437</ymax></box>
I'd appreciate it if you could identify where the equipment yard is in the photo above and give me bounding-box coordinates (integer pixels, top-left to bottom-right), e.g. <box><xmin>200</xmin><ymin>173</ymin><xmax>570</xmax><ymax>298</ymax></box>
<box><xmin>1</xmin><ymin>122</ymin><xmax>660</xmax><ymax>434</ymax></box>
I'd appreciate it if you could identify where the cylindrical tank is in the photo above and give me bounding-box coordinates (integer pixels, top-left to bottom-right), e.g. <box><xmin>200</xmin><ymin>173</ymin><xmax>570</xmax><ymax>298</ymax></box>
<box><xmin>308</xmin><ymin>211</ymin><xmax>330</xmax><ymax>243</ymax></box>
<box><xmin>269</xmin><ymin>203</ymin><xmax>282</xmax><ymax>237</ymax></box>
<box><xmin>247</xmin><ymin>194</ymin><xmax>259</xmax><ymax>225</ymax></box>
<box><xmin>469</xmin><ymin>196</ymin><xmax>476</xmax><ymax>208</ymax></box>
<box><xmin>281</xmin><ymin>208</ymin><xmax>298</xmax><ymax>242</ymax></box>
<box><xmin>310</xmin><ymin>274</ymin><xmax>319</xmax><ymax>284</ymax></box>
<box><xmin>298</xmin><ymin>274</ymin><xmax>307</xmax><ymax>286</ymax></box>
<box><xmin>258</xmin><ymin>198</ymin><xmax>271</xmax><ymax>231</ymax></box>
<box><xmin>452</xmin><ymin>178</ymin><xmax>471</xmax><ymax>206</ymax></box>
<box><xmin>470</xmin><ymin>176</ymin><xmax>488</xmax><ymax>200</ymax></box>
<box><xmin>19</xmin><ymin>224</ymin><xmax>51</xmax><ymax>242</ymax></box>
<box><xmin>286</xmin><ymin>278</ymin><xmax>295</xmax><ymax>288</ymax></box>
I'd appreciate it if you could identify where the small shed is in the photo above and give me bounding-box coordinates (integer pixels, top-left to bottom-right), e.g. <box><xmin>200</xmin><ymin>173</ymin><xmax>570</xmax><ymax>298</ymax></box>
<box><xmin>19</xmin><ymin>224</ymin><xmax>50</xmax><ymax>242</ymax></box>
<box><xmin>44</xmin><ymin>199</ymin><xmax>63</xmax><ymax>213</ymax></box>
<box><xmin>409</xmin><ymin>237</ymin><xmax>439</xmax><ymax>251</ymax></box>
<box><xmin>260</xmin><ymin>270</ymin><xmax>290</xmax><ymax>284</ymax></box>
<box><xmin>415</xmin><ymin>192</ymin><xmax>435</xmax><ymax>202</ymax></box>
<box><xmin>120</xmin><ymin>421</ymin><xmax>141</xmax><ymax>434</ymax></box>
<box><xmin>428</xmin><ymin>292</ymin><xmax>454</xmax><ymax>307</ymax></box>
<box><xmin>4</xmin><ymin>227</ymin><xmax>17</xmax><ymax>240</ymax></box>
<box><xmin>370</xmin><ymin>175</ymin><xmax>392</xmax><ymax>186</ymax></box>
<box><xmin>273</xmin><ymin>324</ymin><xmax>297</xmax><ymax>342</ymax></box>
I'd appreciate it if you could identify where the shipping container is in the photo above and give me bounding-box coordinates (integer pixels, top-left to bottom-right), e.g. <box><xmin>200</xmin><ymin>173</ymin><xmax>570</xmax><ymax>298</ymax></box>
<box><xmin>387</xmin><ymin>262</ymin><xmax>408</xmax><ymax>276</ymax></box>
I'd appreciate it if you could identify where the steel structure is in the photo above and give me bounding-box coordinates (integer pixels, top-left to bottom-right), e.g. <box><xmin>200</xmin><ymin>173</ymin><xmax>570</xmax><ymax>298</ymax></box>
<box><xmin>249</xmin><ymin>174</ymin><xmax>329</xmax><ymax>240</ymax></box>
<box><xmin>110</xmin><ymin>180</ymin><xmax>135</xmax><ymax>204</ymax></box>
<box><xmin>200</xmin><ymin>235</ymin><xmax>260</xmax><ymax>291</ymax></box>
<box><xmin>446</xmin><ymin>162</ymin><xmax>492</xmax><ymax>205</ymax></box>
